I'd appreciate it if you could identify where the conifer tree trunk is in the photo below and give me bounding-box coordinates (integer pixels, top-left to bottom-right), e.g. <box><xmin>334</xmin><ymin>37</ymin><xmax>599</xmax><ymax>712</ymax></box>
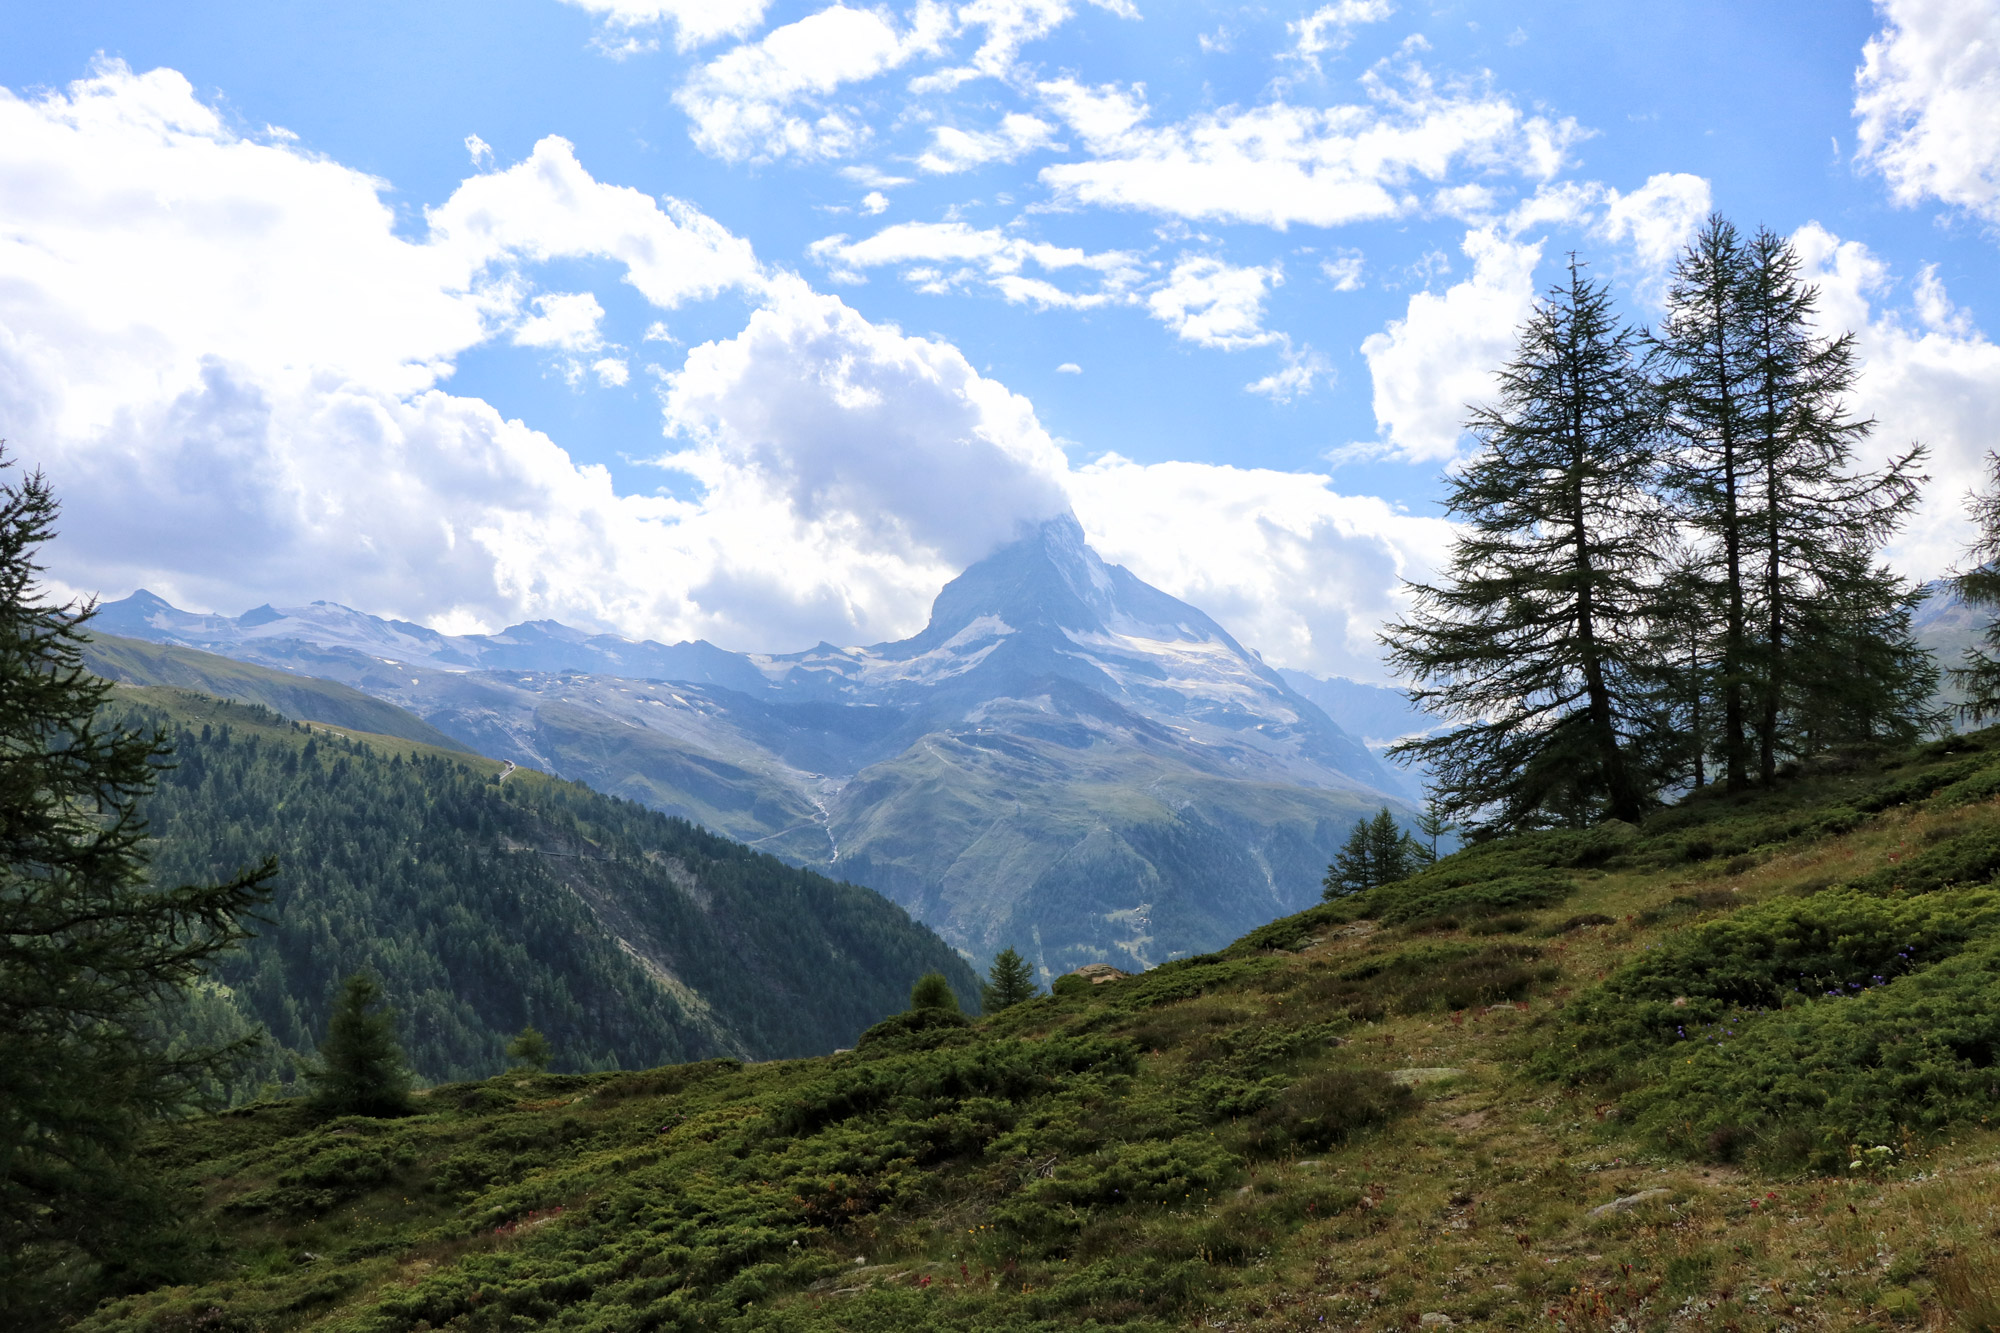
<box><xmin>1658</xmin><ymin>216</ymin><xmax>1757</xmax><ymax>791</ymax></box>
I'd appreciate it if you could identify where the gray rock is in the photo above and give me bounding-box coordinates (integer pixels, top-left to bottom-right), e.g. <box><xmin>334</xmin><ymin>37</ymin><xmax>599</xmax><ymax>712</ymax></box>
<box><xmin>1587</xmin><ymin>1188</ymin><xmax>1672</xmax><ymax>1218</ymax></box>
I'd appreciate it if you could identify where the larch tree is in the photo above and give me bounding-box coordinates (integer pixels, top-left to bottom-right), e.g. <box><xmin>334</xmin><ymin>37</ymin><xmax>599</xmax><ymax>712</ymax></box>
<box><xmin>1384</xmin><ymin>260</ymin><xmax>1663</xmax><ymax>831</ymax></box>
<box><xmin>0</xmin><ymin>450</ymin><xmax>274</xmax><ymax>1327</ymax></box>
<box><xmin>1948</xmin><ymin>452</ymin><xmax>2000</xmax><ymax>723</ymax></box>
<box><xmin>1735</xmin><ymin>224</ymin><xmax>1932</xmax><ymax>768</ymax></box>
<box><xmin>1643</xmin><ymin>547</ymin><xmax>1722</xmax><ymax>790</ymax></box>
<box><xmin>908</xmin><ymin>971</ymin><xmax>959</xmax><ymax>1013</ymax></box>
<box><xmin>1654</xmin><ymin>214</ymin><xmax>1760</xmax><ymax>790</ymax></box>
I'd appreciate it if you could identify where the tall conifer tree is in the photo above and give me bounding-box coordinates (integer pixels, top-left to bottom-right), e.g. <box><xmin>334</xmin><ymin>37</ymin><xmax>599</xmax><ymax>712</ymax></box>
<box><xmin>1948</xmin><ymin>452</ymin><xmax>2000</xmax><ymax>723</ymax></box>
<box><xmin>1655</xmin><ymin>215</ymin><xmax>1759</xmax><ymax>789</ymax></box>
<box><xmin>1736</xmin><ymin>225</ymin><xmax>1931</xmax><ymax>769</ymax></box>
<box><xmin>0</xmin><ymin>451</ymin><xmax>273</xmax><ymax>1326</ymax></box>
<box><xmin>1385</xmin><ymin>261</ymin><xmax>1661</xmax><ymax>830</ymax></box>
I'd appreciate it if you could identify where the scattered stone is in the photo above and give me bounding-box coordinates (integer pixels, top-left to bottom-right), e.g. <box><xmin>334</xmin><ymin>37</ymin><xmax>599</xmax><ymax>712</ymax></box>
<box><xmin>1069</xmin><ymin>963</ymin><xmax>1130</xmax><ymax>984</ymax></box>
<box><xmin>1294</xmin><ymin>1159</ymin><xmax>1326</xmax><ymax>1170</ymax></box>
<box><xmin>1390</xmin><ymin>1067</ymin><xmax>1466</xmax><ymax>1086</ymax></box>
<box><xmin>1420</xmin><ymin>1314</ymin><xmax>1455</xmax><ymax>1328</ymax></box>
<box><xmin>1587</xmin><ymin>1188</ymin><xmax>1672</xmax><ymax>1218</ymax></box>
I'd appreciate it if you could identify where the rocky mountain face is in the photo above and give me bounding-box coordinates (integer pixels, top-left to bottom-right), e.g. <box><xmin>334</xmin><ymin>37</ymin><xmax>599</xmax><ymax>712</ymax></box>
<box><xmin>97</xmin><ymin>515</ymin><xmax>1409</xmax><ymax>975</ymax></box>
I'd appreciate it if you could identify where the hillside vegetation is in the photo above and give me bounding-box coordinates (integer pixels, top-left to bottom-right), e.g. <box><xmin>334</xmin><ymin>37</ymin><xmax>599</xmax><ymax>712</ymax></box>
<box><xmin>85</xmin><ymin>634</ymin><xmax>478</xmax><ymax>753</ymax></box>
<box><xmin>84</xmin><ymin>728</ymin><xmax>2000</xmax><ymax>1332</ymax></box>
<box><xmin>114</xmin><ymin>686</ymin><xmax>977</xmax><ymax>1091</ymax></box>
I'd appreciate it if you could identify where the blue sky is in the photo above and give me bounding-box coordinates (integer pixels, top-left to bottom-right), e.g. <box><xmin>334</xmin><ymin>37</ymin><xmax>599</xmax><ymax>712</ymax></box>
<box><xmin>3</xmin><ymin>0</ymin><xmax>1998</xmax><ymax>678</ymax></box>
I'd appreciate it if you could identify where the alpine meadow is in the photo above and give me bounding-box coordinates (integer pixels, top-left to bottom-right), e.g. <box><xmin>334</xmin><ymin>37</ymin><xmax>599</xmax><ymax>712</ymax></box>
<box><xmin>7</xmin><ymin>3</ymin><xmax>2000</xmax><ymax>1330</ymax></box>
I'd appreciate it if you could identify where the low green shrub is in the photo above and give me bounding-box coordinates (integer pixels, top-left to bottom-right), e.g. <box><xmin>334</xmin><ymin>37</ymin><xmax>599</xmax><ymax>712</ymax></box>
<box><xmin>1557</xmin><ymin>886</ymin><xmax>2000</xmax><ymax>1076</ymax></box>
<box><xmin>1847</xmin><ymin>828</ymin><xmax>2000</xmax><ymax>896</ymax></box>
<box><xmin>1365</xmin><ymin>872</ymin><xmax>1574</xmax><ymax>925</ymax></box>
<box><xmin>1625</xmin><ymin>937</ymin><xmax>2000</xmax><ymax>1170</ymax></box>
<box><xmin>854</xmin><ymin>1007</ymin><xmax>973</xmax><ymax>1053</ymax></box>
<box><xmin>1854</xmin><ymin>755</ymin><xmax>1995</xmax><ymax>813</ymax></box>
<box><xmin>1242</xmin><ymin>1068</ymin><xmax>1414</xmax><ymax>1154</ymax></box>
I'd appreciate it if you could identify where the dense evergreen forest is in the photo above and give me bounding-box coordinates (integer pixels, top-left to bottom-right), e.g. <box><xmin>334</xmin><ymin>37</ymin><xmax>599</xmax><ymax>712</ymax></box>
<box><xmin>115</xmin><ymin>687</ymin><xmax>979</xmax><ymax>1093</ymax></box>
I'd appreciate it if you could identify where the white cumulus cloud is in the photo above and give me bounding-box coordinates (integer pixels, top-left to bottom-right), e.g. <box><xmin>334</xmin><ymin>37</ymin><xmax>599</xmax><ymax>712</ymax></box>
<box><xmin>1794</xmin><ymin>223</ymin><xmax>2000</xmax><ymax>581</ymax></box>
<box><xmin>1035</xmin><ymin>57</ymin><xmax>1583</xmax><ymax>229</ymax></box>
<box><xmin>0</xmin><ymin>57</ymin><xmax>1505</xmax><ymax>681</ymax></box>
<box><xmin>1245</xmin><ymin>347</ymin><xmax>1330</xmax><ymax>400</ymax></box>
<box><xmin>917</xmin><ymin>113</ymin><xmax>1059</xmax><ymax>172</ymax></box>
<box><xmin>557</xmin><ymin>0</ymin><xmax>773</xmax><ymax>51</ymax></box>
<box><xmin>912</xmin><ymin>0</ymin><xmax>1077</xmax><ymax>91</ymax></box>
<box><xmin>1146</xmin><ymin>255</ymin><xmax>1284</xmax><ymax>348</ymax></box>
<box><xmin>1598</xmin><ymin>172</ymin><xmax>1712</xmax><ymax>273</ymax></box>
<box><xmin>513</xmin><ymin>291</ymin><xmax>609</xmax><ymax>350</ymax></box>
<box><xmin>1358</xmin><ymin>226</ymin><xmax>1541</xmax><ymax>461</ymax></box>
<box><xmin>659</xmin><ymin>277</ymin><xmax>1073</xmax><ymax>590</ymax></box>
<box><xmin>676</xmin><ymin>3</ymin><xmax>952</xmax><ymax>161</ymax></box>
<box><xmin>1069</xmin><ymin>454</ymin><xmax>1455</xmax><ymax>679</ymax></box>
<box><xmin>1289</xmin><ymin>0</ymin><xmax>1395</xmax><ymax>71</ymax></box>
<box><xmin>427</xmin><ymin>133</ymin><xmax>764</xmax><ymax>309</ymax></box>
<box><xmin>1854</xmin><ymin>0</ymin><xmax>2000</xmax><ymax>224</ymax></box>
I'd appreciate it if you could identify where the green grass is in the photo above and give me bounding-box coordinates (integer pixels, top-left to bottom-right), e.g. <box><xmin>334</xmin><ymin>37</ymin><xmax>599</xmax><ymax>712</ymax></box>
<box><xmin>77</xmin><ymin>728</ymin><xmax>2000</xmax><ymax>1331</ymax></box>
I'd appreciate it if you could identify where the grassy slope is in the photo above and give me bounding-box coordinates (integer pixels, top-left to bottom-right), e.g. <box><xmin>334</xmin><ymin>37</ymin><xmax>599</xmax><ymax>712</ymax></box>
<box><xmin>84</xmin><ymin>733</ymin><xmax>2000</xmax><ymax>1332</ymax></box>
<box><xmin>87</xmin><ymin>634</ymin><xmax>477</xmax><ymax>753</ymax></box>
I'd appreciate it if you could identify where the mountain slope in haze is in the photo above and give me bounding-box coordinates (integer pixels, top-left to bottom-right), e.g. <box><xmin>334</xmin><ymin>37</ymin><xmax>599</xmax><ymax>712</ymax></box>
<box><xmin>84</xmin><ymin>632</ymin><xmax>474</xmax><ymax>752</ymax></box>
<box><xmin>111</xmin><ymin>686</ymin><xmax>978</xmax><ymax>1090</ymax></box>
<box><xmin>98</xmin><ymin>517</ymin><xmax>1407</xmax><ymax>973</ymax></box>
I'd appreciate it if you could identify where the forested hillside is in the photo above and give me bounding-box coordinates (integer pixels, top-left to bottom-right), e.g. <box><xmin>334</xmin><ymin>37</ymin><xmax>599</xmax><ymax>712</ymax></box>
<box><xmin>114</xmin><ymin>686</ymin><xmax>978</xmax><ymax>1090</ymax></box>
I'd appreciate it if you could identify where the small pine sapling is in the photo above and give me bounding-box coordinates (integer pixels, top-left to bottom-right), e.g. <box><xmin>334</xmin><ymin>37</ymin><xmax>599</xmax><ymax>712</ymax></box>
<box><xmin>305</xmin><ymin>973</ymin><xmax>415</xmax><ymax>1117</ymax></box>
<box><xmin>981</xmin><ymin>947</ymin><xmax>1038</xmax><ymax>1013</ymax></box>
<box><xmin>908</xmin><ymin>971</ymin><xmax>960</xmax><ymax>1013</ymax></box>
<box><xmin>506</xmin><ymin>1025</ymin><xmax>552</xmax><ymax>1073</ymax></box>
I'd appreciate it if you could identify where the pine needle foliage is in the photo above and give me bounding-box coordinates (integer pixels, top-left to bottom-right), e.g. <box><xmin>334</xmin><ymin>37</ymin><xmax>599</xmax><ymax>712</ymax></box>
<box><xmin>0</xmin><ymin>451</ymin><xmax>274</xmax><ymax>1328</ymax></box>
<box><xmin>980</xmin><ymin>948</ymin><xmax>1038</xmax><ymax>1013</ymax></box>
<box><xmin>305</xmin><ymin>972</ymin><xmax>414</xmax><ymax>1118</ymax></box>
<box><xmin>1949</xmin><ymin>451</ymin><xmax>2000</xmax><ymax>723</ymax></box>
<box><xmin>505</xmin><ymin>1025</ymin><xmax>552</xmax><ymax>1073</ymax></box>
<box><xmin>1385</xmin><ymin>260</ymin><xmax>1663</xmax><ymax>831</ymax></box>
<box><xmin>1654</xmin><ymin>215</ymin><xmax>1761</xmax><ymax>790</ymax></box>
<box><xmin>1322</xmin><ymin>808</ymin><xmax>1428</xmax><ymax>899</ymax></box>
<box><xmin>909</xmin><ymin>971</ymin><xmax>960</xmax><ymax>1013</ymax></box>
<box><xmin>1656</xmin><ymin>218</ymin><xmax>1933</xmax><ymax>784</ymax></box>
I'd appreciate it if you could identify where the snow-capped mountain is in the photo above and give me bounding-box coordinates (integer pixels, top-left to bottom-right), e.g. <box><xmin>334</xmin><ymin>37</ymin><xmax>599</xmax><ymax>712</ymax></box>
<box><xmin>96</xmin><ymin>515</ymin><xmax>1413</xmax><ymax>973</ymax></box>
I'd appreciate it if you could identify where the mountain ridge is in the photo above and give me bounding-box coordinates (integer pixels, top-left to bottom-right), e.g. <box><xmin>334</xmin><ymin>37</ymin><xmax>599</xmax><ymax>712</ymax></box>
<box><xmin>96</xmin><ymin>516</ymin><xmax>1413</xmax><ymax>971</ymax></box>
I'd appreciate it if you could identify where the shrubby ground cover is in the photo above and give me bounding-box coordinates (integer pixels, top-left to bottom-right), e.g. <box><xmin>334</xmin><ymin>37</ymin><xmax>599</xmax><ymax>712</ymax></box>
<box><xmin>80</xmin><ymin>725</ymin><xmax>2000</xmax><ymax>1331</ymax></box>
